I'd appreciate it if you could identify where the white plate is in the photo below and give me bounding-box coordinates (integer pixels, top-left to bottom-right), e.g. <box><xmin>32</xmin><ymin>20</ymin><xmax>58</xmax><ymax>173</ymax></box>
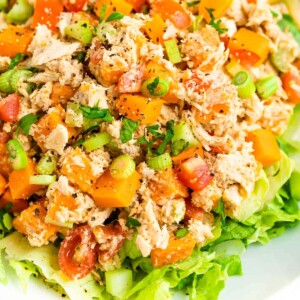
<box><xmin>1</xmin><ymin>225</ymin><xmax>300</xmax><ymax>299</ymax></box>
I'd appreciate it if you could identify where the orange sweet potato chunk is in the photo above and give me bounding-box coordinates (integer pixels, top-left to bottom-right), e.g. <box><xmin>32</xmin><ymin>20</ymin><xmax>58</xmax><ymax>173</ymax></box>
<box><xmin>151</xmin><ymin>232</ymin><xmax>196</xmax><ymax>267</ymax></box>
<box><xmin>8</xmin><ymin>160</ymin><xmax>41</xmax><ymax>200</ymax></box>
<box><xmin>92</xmin><ymin>169</ymin><xmax>141</xmax><ymax>207</ymax></box>
<box><xmin>60</xmin><ymin>148</ymin><xmax>98</xmax><ymax>192</ymax></box>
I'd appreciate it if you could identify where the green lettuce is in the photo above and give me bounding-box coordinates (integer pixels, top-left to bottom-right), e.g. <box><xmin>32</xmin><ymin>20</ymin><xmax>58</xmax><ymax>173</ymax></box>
<box><xmin>0</xmin><ymin>232</ymin><xmax>105</xmax><ymax>300</ymax></box>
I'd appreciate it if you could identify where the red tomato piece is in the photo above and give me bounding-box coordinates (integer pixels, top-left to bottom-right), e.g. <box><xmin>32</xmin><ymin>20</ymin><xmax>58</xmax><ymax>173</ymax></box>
<box><xmin>117</xmin><ymin>64</ymin><xmax>145</xmax><ymax>93</ymax></box>
<box><xmin>63</xmin><ymin>0</ymin><xmax>87</xmax><ymax>12</ymax></box>
<box><xmin>177</xmin><ymin>156</ymin><xmax>214</xmax><ymax>192</ymax></box>
<box><xmin>282</xmin><ymin>70</ymin><xmax>300</xmax><ymax>104</ymax></box>
<box><xmin>32</xmin><ymin>0</ymin><xmax>64</xmax><ymax>31</ymax></box>
<box><xmin>230</xmin><ymin>49</ymin><xmax>260</xmax><ymax>69</ymax></box>
<box><xmin>0</xmin><ymin>93</ymin><xmax>20</xmax><ymax>123</ymax></box>
<box><xmin>58</xmin><ymin>225</ymin><xmax>97</xmax><ymax>280</ymax></box>
<box><xmin>185</xmin><ymin>199</ymin><xmax>205</xmax><ymax>221</ymax></box>
<box><xmin>125</xmin><ymin>0</ymin><xmax>147</xmax><ymax>12</ymax></box>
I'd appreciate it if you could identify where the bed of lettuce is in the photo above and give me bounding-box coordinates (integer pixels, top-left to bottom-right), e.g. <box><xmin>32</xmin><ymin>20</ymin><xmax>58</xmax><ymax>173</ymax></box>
<box><xmin>0</xmin><ymin>104</ymin><xmax>299</xmax><ymax>300</ymax></box>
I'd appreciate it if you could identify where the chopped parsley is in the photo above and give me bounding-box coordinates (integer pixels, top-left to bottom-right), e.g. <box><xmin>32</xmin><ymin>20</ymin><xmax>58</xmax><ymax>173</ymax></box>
<box><xmin>106</xmin><ymin>12</ymin><xmax>124</xmax><ymax>22</ymax></box>
<box><xmin>126</xmin><ymin>217</ymin><xmax>141</xmax><ymax>227</ymax></box>
<box><xmin>206</xmin><ymin>8</ymin><xmax>228</xmax><ymax>34</ymax></box>
<box><xmin>187</xmin><ymin>0</ymin><xmax>200</xmax><ymax>7</ymax></box>
<box><xmin>18</xmin><ymin>113</ymin><xmax>39</xmax><ymax>135</ymax></box>
<box><xmin>79</xmin><ymin>106</ymin><xmax>114</xmax><ymax>121</ymax></box>
<box><xmin>120</xmin><ymin>118</ymin><xmax>140</xmax><ymax>143</ymax></box>
<box><xmin>147</xmin><ymin>77</ymin><xmax>160</xmax><ymax>95</ymax></box>
<box><xmin>174</xmin><ymin>228</ymin><xmax>189</xmax><ymax>239</ymax></box>
<box><xmin>9</xmin><ymin>53</ymin><xmax>26</xmax><ymax>70</ymax></box>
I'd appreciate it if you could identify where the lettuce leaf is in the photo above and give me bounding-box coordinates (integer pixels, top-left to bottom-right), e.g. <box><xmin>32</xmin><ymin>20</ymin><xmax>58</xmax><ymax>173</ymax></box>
<box><xmin>0</xmin><ymin>232</ymin><xmax>105</xmax><ymax>300</ymax></box>
<box><xmin>278</xmin><ymin>14</ymin><xmax>300</xmax><ymax>46</ymax></box>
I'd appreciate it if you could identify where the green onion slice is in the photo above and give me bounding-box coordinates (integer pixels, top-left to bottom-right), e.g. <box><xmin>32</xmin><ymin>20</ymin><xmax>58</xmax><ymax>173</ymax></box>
<box><xmin>141</xmin><ymin>77</ymin><xmax>170</xmax><ymax>98</ymax></box>
<box><xmin>110</xmin><ymin>154</ymin><xmax>136</xmax><ymax>179</ymax></box>
<box><xmin>10</xmin><ymin>70</ymin><xmax>33</xmax><ymax>92</ymax></box>
<box><xmin>233</xmin><ymin>71</ymin><xmax>256</xmax><ymax>99</ymax></box>
<box><xmin>6</xmin><ymin>139</ymin><xmax>28</xmax><ymax>171</ymax></box>
<box><xmin>256</xmin><ymin>75</ymin><xmax>279</xmax><ymax>100</ymax></box>
<box><xmin>146</xmin><ymin>152</ymin><xmax>172</xmax><ymax>171</ymax></box>
<box><xmin>83</xmin><ymin>132</ymin><xmax>111</xmax><ymax>152</ymax></box>
<box><xmin>29</xmin><ymin>175</ymin><xmax>57</xmax><ymax>185</ymax></box>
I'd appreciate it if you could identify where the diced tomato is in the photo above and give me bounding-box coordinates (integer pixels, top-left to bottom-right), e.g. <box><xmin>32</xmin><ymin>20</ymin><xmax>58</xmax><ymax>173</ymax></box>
<box><xmin>177</xmin><ymin>156</ymin><xmax>214</xmax><ymax>192</ymax></box>
<box><xmin>230</xmin><ymin>49</ymin><xmax>260</xmax><ymax>69</ymax></box>
<box><xmin>125</xmin><ymin>0</ymin><xmax>146</xmax><ymax>11</ymax></box>
<box><xmin>184</xmin><ymin>199</ymin><xmax>205</xmax><ymax>221</ymax></box>
<box><xmin>63</xmin><ymin>0</ymin><xmax>87</xmax><ymax>11</ymax></box>
<box><xmin>0</xmin><ymin>93</ymin><xmax>20</xmax><ymax>123</ymax></box>
<box><xmin>58</xmin><ymin>225</ymin><xmax>97</xmax><ymax>280</ymax></box>
<box><xmin>32</xmin><ymin>0</ymin><xmax>64</xmax><ymax>31</ymax></box>
<box><xmin>151</xmin><ymin>0</ymin><xmax>191</xmax><ymax>29</ymax></box>
<box><xmin>95</xmin><ymin>224</ymin><xmax>126</xmax><ymax>263</ymax></box>
<box><xmin>282</xmin><ymin>70</ymin><xmax>300</xmax><ymax>104</ymax></box>
<box><xmin>117</xmin><ymin>64</ymin><xmax>145</xmax><ymax>93</ymax></box>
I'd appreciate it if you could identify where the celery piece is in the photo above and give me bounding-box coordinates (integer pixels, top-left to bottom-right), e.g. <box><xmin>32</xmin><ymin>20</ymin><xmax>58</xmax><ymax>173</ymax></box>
<box><xmin>110</xmin><ymin>154</ymin><xmax>136</xmax><ymax>179</ymax></box>
<box><xmin>172</xmin><ymin>121</ymin><xmax>199</xmax><ymax>148</ymax></box>
<box><xmin>256</xmin><ymin>75</ymin><xmax>278</xmax><ymax>99</ymax></box>
<box><xmin>290</xmin><ymin>170</ymin><xmax>300</xmax><ymax>201</ymax></box>
<box><xmin>36</xmin><ymin>152</ymin><xmax>57</xmax><ymax>175</ymax></box>
<box><xmin>233</xmin><ymin>71</ymin><xmax>256</xmax><ymax>99</ymax></box>
<box><xmin>10</xmin><ymin>70</ymin><xmax>33</xmax><ymax>92</ymax></box>
<box><xmin>83</xmin><ymin>132</ymin><xmax>111</xmax><ymax>152</ymax></box>
<box><xmin>146</xmin><ymin>153</ymin><xmax>172</xmax><ymax>171</ymax></box>
<box><xmin>164</xmin><ymin>39</ymin><xmax>182</xmax><ymax>64</ymax></box>
<box><xmin>270</xmin><ymin>47</ymin><xmax>296</xmax><ymax>73</ymax></box>
<box><xmin>3</xmin><ymin>213</ymin><xmax>13</xmax><ymax>231</ymax></box>
<box><xmin>0</xmin><ymin>70</ymin><xmax>16</xmax><ymax>94</ymax></box>
<box><xmin>65</xmin><ymin>21</ymin><xmax>93</xmax><ymax>45</ymax></box>
<box><xmin>6</xmin><ymin>0</ymin><xmax>33</xmax><ymax>24</ymax></box>
<box><xmin>105</xmin><ymin>269</ymin><xmax>132</xmax><ymax>298</ymax></box>
<box><xmin>29</xmin><ymin>175</ymin><xmax>57</xmax><ymax>185</ymax></box>
<box><xmin>65</xmin><ymin>102</ymin><xmax>83</xmax><ymax>127</ymax></box>
<box><xmin>44</xmin><ymin>215</ymin><xmax>73</xmax><ymax>229</ymax></box>
<box><xmin>6</xmin><ymin>139</ymin><xmax>28</xmax><ymax>171</ymax></box>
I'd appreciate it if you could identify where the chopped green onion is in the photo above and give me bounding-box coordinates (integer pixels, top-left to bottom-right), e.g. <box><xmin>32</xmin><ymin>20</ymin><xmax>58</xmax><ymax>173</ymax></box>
<box><xmin>164</xmin><ymin>39</ymin><xmax>182</xmax><ymax>64</ymax></box>
<box><xmin>105</xmin><ymin>269</ymin><xmax>133</xmax><ymax>298</ymax></box>
<box><xmin>75</xmin><ymin>52</ymin><xmax>86</xmax><ymax>62</ymax></box>
<box><xmin>99</xmin><ymin>4</ymin><xmax>107</xmax><ymax>23</ymax></box>
<box><xmin>172</xmin><ymin>121</ymin><xmax>198</xmax><ymax>148</ymax></box>
<box><xmin>18</xmin><ymin>113</ymin><xmax>38</xmax><ymax>135</ymax></box>
<box><xmin>106</xmin><ymin>12</ymin><xmax>124</xmax><ymax>22</ymax></box>
<box><xmin>0</xmin><ymin>70</ymin><xmax>16</xmax><ymax>94</ymax></box>
<box><xmin>36</xmin><ymin>152</ymin><xmax>57</xmax><ymax>175</ymax></box>
<box><xmin>126</xmin><ymin>216</ymin><xmax>141</xmax><ymax>227</ymax></box>
<box><xmin>256</xmin><ymin>75</ymin><xmax>278</xmax><ymax>99</ymax></box>
<box><xmin>233</xmin><ymin>71</ymin><xmax>256</xmax><ymax>99</ymax></box>
<box><xmin>65</xmin><ymin>20</ymin><xmax>93</xmax><ymax>45</ymax></box>
<box><xmin>187</xmin><ymin>0</ymin><xmax>200</xmax><ymax>6</ymax></box>
<box><xmin>6</xmin><ymin>139</ymin><xmax>28</xmax><ymax>171</ymax></box>
<box><xmin>120</xmin><ymin>118</ymin><xmax>140</xmax><ymax>143</ymax></box>
<box><xmin>146</xmin><ymin>153</ymin><xmax>172</xmax><ymax>171</ymax></box>
<box><xmin>110</xmin><ymin>154</ymin><xmax>135</xmax><ymax>179</ymax></box>
<box><xmin>206</xmin><ymin>8</ymin><xmax>228</xmax><ymax>34</ymax></box>
<box><xmin>26</xmin><ymin>82</ymin><xmax>37</xmax><ymax>94</ymax></box>
<box><xmin>83</xmin><ymin>132</ymin><xmax>111</xmax><ymax>152</ymax></box>
<box><xmin>226</xmin><ymin>60</ymin><xmax>243</xmax><ymax>77</ymax></box>
<box><xmin>0</xmin><ymin>0</ymin><xmax>8</xmax><ymax>10</ymax></box>
<box><xmin>174</xmin><ymin>228</ymin><xmax>189</xmax><ymax>239</ymax></box>
<box><xmin>10</xmin><ymin>69</ymin><xmax>33</xmax><ymax>92</ymax></box>
<box><xmin>8</xmin><ymin>53</ymin><xmax>26</xmax><ymax>70</ymax></box>
<box><xmin>6</xmin><ymin>0</ymin><xmax>33</xmax><ymax>24</ymax></box>
<box><xmin>141</xmin><ymin>77</ymin><xmax>170</xmax><ymax>98</ymax></box>
<box><xmin>29</xmin><ymin>175</ymin><xmax>56</xmax><ymax>185</ymax></box>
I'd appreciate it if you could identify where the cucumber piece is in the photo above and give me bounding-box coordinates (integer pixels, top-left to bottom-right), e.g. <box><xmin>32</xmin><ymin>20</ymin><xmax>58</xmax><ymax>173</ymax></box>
<box><xmin>172</xmin><ymin>121</ymin><xmax>199</xmax><ymax>148</ymax></box>
<box><xmin>105</xmin><ymin>269</ymin><xmax>132</xmax><ymax>298</ymax></box>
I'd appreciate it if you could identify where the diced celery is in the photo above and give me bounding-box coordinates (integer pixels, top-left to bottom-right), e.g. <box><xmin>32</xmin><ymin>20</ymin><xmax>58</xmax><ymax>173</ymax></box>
<box><xmin>146</xmin><ymin>153</ymin><xmax>172</xmax><ymax>171</ymax></box>
<box><xmin>65</xmin><ymin>21</ymin><xmax>93</xmax><ymax>45</ymax></box>
<box><xmin>29</xmin><ymin>175</ymin><xmax>56</xmax><ymax>185</ymax></box>
<box><xmin>110</xmin><ymin>154</ymin><xmax>135</xmax><ymax>179</ymax></box>
<box><xmin>105</xmin><ymin>269</ymin><xmax>132</xmax><ymax>298</ymax></box>
<box><xmin>0</xmin><ymin>70</ymin><xmax>16</xmax><ymax>94</ymax></box>
<box><xmin>164</xmin><ymin>39</ymin><xmax>182</xmax><ymax>64</ymax></box>
<box><xmin>44</xmin><ymin>215</ymin><xmax>73</xmax><ymax>229</ymax></box>
<box><xmin>6</xmin><ymin>0</ymin><xmax>33</xmax><ymax>24</ymax></box>
<box><xmin>233</xmin><ymin>71</ymin><xmax>256</xmax><ymax>99</ymax></box>
<box><xmin>256</xmin><ymin>75</ymin><xmax>278</xmax><ymax>99</ymax></box>
<box><xmin>10</xmin><ymin>70</ymin><xmax>33</xmax><ymax>91</ymax></box>
<box><xmin>172</xmin><ymin>121</ymin><xmax>199</xmax><ymax>148</ymax></box>
<box><xmin>83</xmin><ymin>132</ymin><xmax>111</xmax><ymax>152</ymax></box>
<box><xmin>36</xmin><ymin>152</ymin><xmax>57</xmax><ymax>175</ymax></box>
<box><xmin>82</xmin><ymin>117</ymin><xmax>102</xmax><ymax>130</ymax></box>
<box><xmin>3</xmin><ymin>213</ymin><xmax>13</xmax><ymax>231</ymax></box>
<box><xmin>65</xmin><ymin>102</ymin><xmax>83</xmax><ymax>127</ymax></box>
<box><xmin>290</xmin><ymin>170</ymin><xmax>300</xmax><ymax>201</ymax></box>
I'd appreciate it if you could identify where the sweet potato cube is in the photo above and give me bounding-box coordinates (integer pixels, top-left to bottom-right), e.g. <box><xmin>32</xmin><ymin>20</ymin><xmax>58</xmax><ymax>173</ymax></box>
<box><xmin>13</xmin><ymin>204</ymin><xmax>58</xmax><ymax>241</ymax></box>
<box><xmin>50</xmin><ymin>83</ymin><xmax>75</xmax><ymax>106</ymax></box>
<box><xmin>246</xmin><ymin>129</ymin><xmax>281</xmax><ymax>167</ymax></box>
<box><xmin>0</xmin><ymin>143</ymin><xmax>13</xmax><ymax>178</ymax></box>
<box><xmin>92</xmin><ymin>169</ymin><xmax>140</xmax><ymax>207</ymax></box>
<box><xmin>60</xmin><ymin>148</ymin><xmax>98</xmax><ymax>192</ymax></box>
<box><xmin>117</xmin><ymin>94</ymin><xmax>163</xmax><ymax>125</ymax></box>
<box><xmin>0</xmin><ymin>174</ymin><xmax>7</xmax><ymax>196</ymax></box>
<box><xmin>149</xmin><ymin>168</ymin><xmax>188</xmax><ymax>203</ymax></box>
<box><xmin>144</xmin><ymin>14</ymin><xmax>166</xmax><ymax>45</ymax></box>
<box><xmin>94</xmin><ymin>0</ymin><xmax>133</xmax><ymax>19</ymax></box>
<box><xmin>8</xmin><ymin>160</ymin><xmax>41</xmax><ymax>200</ymax></box>
<box><xmin>0</xmin><ymin>188</ymin><xmax>29</xmax><ymax>212</ymax></box>
<box><xmin>151</xmin><ymin>232</ymin><xmax>196</xmax><ymax>267</ymax></box>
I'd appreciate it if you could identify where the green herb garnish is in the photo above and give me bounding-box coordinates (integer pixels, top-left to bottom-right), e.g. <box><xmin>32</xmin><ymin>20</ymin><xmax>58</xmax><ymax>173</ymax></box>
<box><xmin>120</xmin><ymin>118</ymin><xmax>140</xmax><ymax>143</ymax></box>
<box><xmin>206</xmin><ymin>8</ymin><xmax>228</xmax><ymax>34</ymax></box>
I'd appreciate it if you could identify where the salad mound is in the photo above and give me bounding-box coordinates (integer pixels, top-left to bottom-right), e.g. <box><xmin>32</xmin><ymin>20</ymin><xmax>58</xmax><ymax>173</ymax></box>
<box><xmin>0</xmin><ymin>0</ymin><xmax>300</xmax><ymax>299</ymax></box>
